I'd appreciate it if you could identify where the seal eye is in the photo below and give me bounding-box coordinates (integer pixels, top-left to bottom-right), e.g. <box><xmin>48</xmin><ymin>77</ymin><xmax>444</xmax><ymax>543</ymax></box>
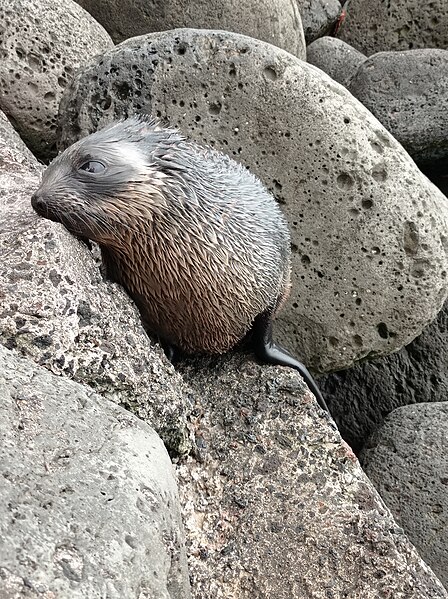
<box><xmin>79</xmin><ymin>160</ymin><xmax>106</xmax><ymax>174</ymax></box>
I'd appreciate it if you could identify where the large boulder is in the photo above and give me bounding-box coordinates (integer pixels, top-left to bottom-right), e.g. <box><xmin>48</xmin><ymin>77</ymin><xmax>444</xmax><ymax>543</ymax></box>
<box><xmin>0</xmin><ymin>111</ymin><xmax>191</xmax><ymax>456</ymax></box>
<box><xmin>58</xmin><ymin>29</ymin><xmax>448</xmax><ymax>373</ymax></box>
<box><xmin>297</xmin><ymin>0</ymin><xmax>342</xmax><ymax>43</ymax></box>
<box><xmin>0</xmin><ymin>0</ymin><xmax>113</xmax><ymax>161</ymax></box>
<box><xmin>0</xmin><ymin>344</ymin><xmax>191</xmax><ymax>599</ymax></box>
<box><xmin>74</xmin><ymin>0</ymin><xmax>305</xmax><ymax>57</ymax></box>
<box><xmin>336</xmin><ymin>0</ymin><xmax>448</xmax><ymax>55</ymax></box>
<box><xmin>176</xmin><ymin>352</ymin><xmax>448</xmax><ymax>598</ymax></box>
<box><xmin>361</xmin><ymin>402</ymin><xmax>448</xmax><ymax>590</ymax></box>
<box><xmin>306</xmin><ymin>36</ymin><xmax>366</xmax><ymax>87</ymax></box>
<box><xmin>348</xmin><ymin>49</ymin><xmax>448</xmax><ymax>166</ymax></box>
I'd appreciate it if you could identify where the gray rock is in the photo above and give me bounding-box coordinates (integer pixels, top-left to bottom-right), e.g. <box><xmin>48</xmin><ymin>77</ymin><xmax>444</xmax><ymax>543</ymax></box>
<box><xmin>297</xmin><ymin>0</ymin><xmax>342</xmax><ymax>43</ymax></box>
<box><xmin>0</xmin><ymin>344</ymin><xmax>190</xmax><ymax>599</ymax></box>
<box><xmin>176</xmin><ymin>353</ymin><xmax>448</xmax><ymax>598</ymax></box>
<box><xmin>361</xmin><ymin>402</ymin><xmax>448</xmax><ymax>590</ymax></box>
<box><xmin>307</xmin><ymin>36</ymin><xmax>366</xmax><ymax>87</ymax></box>
<box><xmin>0</xmin><ymin>110</ymin><xmax>38</xmax><ymax>166</ymax></box>
<box><xmin>75</xmin><ymin>0</ymin><xmax>305</xmax><ymax>57</ymax></box>
<box><xmin>348</xmin><ymin>49</ymin><xmax>448</xmax><ymax>165</ymax></box>
<box><xmin>58</xmin><ymin>28</ymin><xmax>448</xmax><ymax>373</ymax></box>
<box><xmin>337</xmin><ymin>0</ymin><xmax>448</xmax><ymax>55</ymax></box>
<box><xmin>0</xmin><ymin>108</ymin><xmax>191</xmax><ymax>456</ymax></box>
<box><xmin>0</xmin><ymin>0</ymin><xmax>113</xmax><ymax>161</ymax></box>
<box><xmin>320</xmin><ymin>300</ymin><xmax>448</xmax><ymax>452</ymax></box>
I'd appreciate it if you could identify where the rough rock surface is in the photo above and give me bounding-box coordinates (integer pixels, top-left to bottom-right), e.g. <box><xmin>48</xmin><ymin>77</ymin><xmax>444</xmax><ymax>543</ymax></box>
<box><xmin>0</xmin><ymin>111</ymin><xmax>191</xmax><ymax>456</ymax></box>
<box><xmin>0</xmin><ymin>110</ymin><xmax>37</xmax><ymax>166</ymax></box>
<box><xmin>0</xmin><ymin>0</ymin><xmax>113</xmax><ymax>161</ymax></box>
<box><xmin>297</xmin><ymin>0</ymin><xmax>342</xmax><ymax>43</ymax></box>
<box><xmin>320</xmin><ymin>300</ymin><xmax>448</xmax><ymax>452</ymax></box>
<box><xmin>0</xmin><ymin>344</ymin><xmax>191</xmax><ymax>599</ymax></box>
<box><xmin>348</xmin><ymin>49</ymin><xmax>448</xmax><ymax>166</ymax></box>
<box><xmin>361</xmin><ymin>402</ymin><xmax>448</xmax><ymax>590</ymax></box>
<box><xmin>75</xmin><ymin>0</ymin><xmax>305</xmax><ymax>57</ymax></box>
<box><xmin>58</xmin><ymin>28</ymin><xmax>448</xmax><ymax>373</ymax></box>
<box><xmin>176</xmin><ymin>353</ymin><xmax>448</xmax><ymax>598</ymax></box>
<box><xmin>337</xmin><ymin>0</ymin><xmax>448</xmax><ymax>55</ymax></box>
<box><xmin>307</xmin><ymin>36</ymin><xmax>366</xmax><ymax>87</ymax></box>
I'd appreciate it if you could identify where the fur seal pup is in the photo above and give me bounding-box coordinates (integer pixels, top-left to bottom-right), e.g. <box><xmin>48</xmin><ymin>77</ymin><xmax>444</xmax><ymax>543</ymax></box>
<box><xmin>31</xmin><ymin>115</ymin><xmax>328</xmax><ymax>412</ymax></box>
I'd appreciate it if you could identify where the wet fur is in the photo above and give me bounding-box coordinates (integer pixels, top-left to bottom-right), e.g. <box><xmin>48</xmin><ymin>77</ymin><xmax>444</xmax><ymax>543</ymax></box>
<box><xmin>32</xmin><ymin>116</ymin><xmax>292</xmax><ymax>354</ymax></box>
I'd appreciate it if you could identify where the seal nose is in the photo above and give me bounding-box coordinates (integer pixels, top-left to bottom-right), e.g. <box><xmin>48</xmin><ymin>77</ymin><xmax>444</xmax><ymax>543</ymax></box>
<box><xmin>31</xmin><ymin>190</ymin><xmax>47</xmax><ymax>215</ymax></box>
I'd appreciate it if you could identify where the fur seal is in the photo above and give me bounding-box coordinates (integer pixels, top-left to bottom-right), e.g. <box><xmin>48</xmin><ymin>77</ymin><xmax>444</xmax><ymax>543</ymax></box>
<box><xmin>31</xmin><ymin>115</ymin><xmax>328</xmax><ymax>412</ymax></box>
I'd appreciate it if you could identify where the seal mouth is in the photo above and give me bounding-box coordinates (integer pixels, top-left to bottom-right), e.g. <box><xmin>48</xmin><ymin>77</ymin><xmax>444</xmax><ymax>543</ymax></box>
<box><xmin>31</xmin><ymin>191</ymin><xmax>66</xmax><ymax>226</ymax></box>
<box><xmin>31</xmin><ymin>191</ymin><xmax>53</xmax><ymax>219</ymax></box>
<box><xmin>31</xmin><ymin>190</ymin><xmax>107</xmax><ymax>242</ymax></box>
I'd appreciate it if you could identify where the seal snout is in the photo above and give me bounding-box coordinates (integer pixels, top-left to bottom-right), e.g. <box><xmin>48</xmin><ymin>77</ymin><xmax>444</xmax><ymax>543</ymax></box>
<box><xmin>31</xmin><ymin>188</ymin><xmax>58</xmax><ymax>223</ymax></box>
<box><xmin>31</xmin><ymin>189</ymin><xmax>48</xmax><ymax>217</ymax></box>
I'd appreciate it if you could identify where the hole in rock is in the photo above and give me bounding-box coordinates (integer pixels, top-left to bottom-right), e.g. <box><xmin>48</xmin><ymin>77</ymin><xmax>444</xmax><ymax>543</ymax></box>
<box><xmin>208</xmin><ymin>102</ymin><xmax>222</xmax><ymax>115</ymax></box>
<box><xmin>263</xmin><ymin>66</ymin><xmax>278</xmax><ymax>81</ymax></box>
<box><xmin>377</xmin><ymin>322</ymin><xmax>389</xmax><ymax>339</ymax></box>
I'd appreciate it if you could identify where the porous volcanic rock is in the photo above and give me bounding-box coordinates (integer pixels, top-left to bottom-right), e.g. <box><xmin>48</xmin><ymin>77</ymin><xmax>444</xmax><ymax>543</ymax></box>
<box><xmin>297</xmin><ymin>0</ymin><xmax>342</xmax><ymax>43</ymax></box>
<box><xmin>176</xmin><ymin>352</ymin><xmax>448</xmax><ymax>598</ymax></box>
<box><xmin>58</xmin><ymin>29</ymin><xmax>448</xmax><ymax>373</ymax></box>
<box><xmin>348</xmin><ymin>49</ymin><xmax>448</xmax><ymax>166</ymax></box>
<box><xmin>320</xmin><ymin>298</ymin><xmax>448</xmax><ymax>453</ymax></box>
<box><xmin>0</xmin><ymin>0</ymin><xmax>113</xmax><ymax>161</ymax></box>
<box><xmin>0</xmin><ymin>110</ymin><xmax>37</xmax><ymax>166</ymax></box>
<box><xmin>336</xmin><ymin>0</ymin><xmax>448</xmax><ymax>55</ymax></box>
<box><xmin>307</xmin><ymin>36</ymin><xmax>366</xmax><ymax>87</ymax></box>
<box><xmin>0</xmin><ymin>110</ymin><xmax>191</xmax><ymax>456</ymax></box>
<box><xmin>0</xmin><ymin>345</ymin><xmax>191</xmax><ymax>599</ymax></box>
<box><xmin>361</xmin><ymin>402</ymin><xmax>448</xmax><ymax>590</ymax></box>
<box><xmin>75</xmin><ymin>0</ymin><xmax>305</xmax><ymax>57</ymax></box>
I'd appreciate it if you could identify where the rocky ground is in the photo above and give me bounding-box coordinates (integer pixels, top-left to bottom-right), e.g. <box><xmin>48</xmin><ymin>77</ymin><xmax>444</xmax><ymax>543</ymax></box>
<box><xmin>0</xmin><ymin>0</ymin><xmax>447</xmax><ymax>596</ymax></box>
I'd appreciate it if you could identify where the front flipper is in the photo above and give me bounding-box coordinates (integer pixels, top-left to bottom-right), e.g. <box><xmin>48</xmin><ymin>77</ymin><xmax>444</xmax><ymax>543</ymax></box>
<box><xmin>251</xmin><ymin>312</ymin><xmax>330</xmax><ymax>414</ymax></box>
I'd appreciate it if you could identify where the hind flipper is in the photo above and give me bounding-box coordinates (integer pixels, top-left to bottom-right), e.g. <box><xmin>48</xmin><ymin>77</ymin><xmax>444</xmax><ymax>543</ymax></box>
<box><xmin>251</xmin><ymin>311</ymin><xmax>330</xmax><ymax>414</ymax></box>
